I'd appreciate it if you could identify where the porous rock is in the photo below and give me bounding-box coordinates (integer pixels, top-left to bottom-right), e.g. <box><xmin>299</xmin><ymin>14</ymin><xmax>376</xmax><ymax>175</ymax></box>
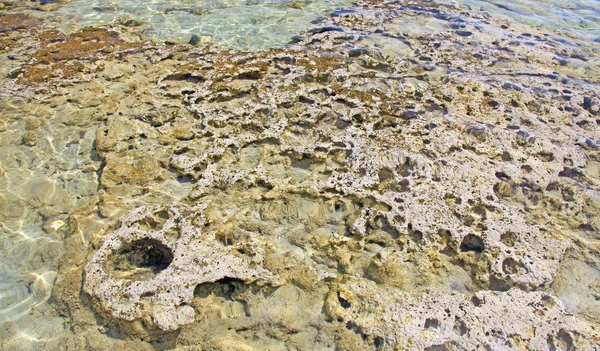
<box><xmin>83</xmin><ymin>203</ymin><xmax>278</xmax><ymax>332</ymax></box>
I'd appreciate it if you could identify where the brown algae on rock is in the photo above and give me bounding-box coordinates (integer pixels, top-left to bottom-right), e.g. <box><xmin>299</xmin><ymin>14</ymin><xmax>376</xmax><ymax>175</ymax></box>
<box><xmin>0</xmin><ymin>0</ymin><xmax>600</xmax><ymax>350</ymax></box>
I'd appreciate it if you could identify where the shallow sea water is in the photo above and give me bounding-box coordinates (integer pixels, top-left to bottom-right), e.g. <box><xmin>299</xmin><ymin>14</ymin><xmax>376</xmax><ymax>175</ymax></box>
<box><xmin>54</xmin><ymin>0</ymin><xmax>354</xmax><ymax>50</ymax></box>
<box><xmin>0</xmin><ymin>0</ymin><xmax>599</xmax><ymax>349</ymax></box>
<box><xmin>459</xmin><ymin>0</ymin><xmax>600</xmax><ymax>40</ymax></box>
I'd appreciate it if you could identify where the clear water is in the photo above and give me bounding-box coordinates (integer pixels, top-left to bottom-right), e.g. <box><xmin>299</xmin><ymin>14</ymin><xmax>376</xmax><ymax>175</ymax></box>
<box><xmin>50</xmin><ymin>0</ymin><xmax>600</xmax><ymax>50</ymax></box>
<box><xmin>1</xmin><ymin>0</ymin><xmax>599</xmax><ymax>349</ymax></box>
<box><xmin>54</xmin><ymin>0</ymin><xmax>354</xmax><ymax>50</ymax></box>
<box><xmin>0</xmin><ymin>101</ymin><xmax>104</xmax><ymax>346</ymax></box>
<box><xmin>459</xmin><ymin>0</ymin><xmax>600</xmax><ymax>41</ymax></box>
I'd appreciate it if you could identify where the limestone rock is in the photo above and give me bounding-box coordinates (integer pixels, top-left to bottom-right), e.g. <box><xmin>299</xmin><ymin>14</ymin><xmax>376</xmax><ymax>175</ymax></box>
<box><xmin>83</xmin><ymin>203</ymin><xmax>278</xmax><ymax>332</ymax></box>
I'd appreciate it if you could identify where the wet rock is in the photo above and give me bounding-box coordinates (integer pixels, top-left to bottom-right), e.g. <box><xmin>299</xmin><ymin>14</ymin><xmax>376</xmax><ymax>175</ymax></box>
<box><xmin>188</xmin><ymin>34</ymin><xmax>200</xmax><ymax>46</ymax></box>
<box><xmin>21</xmin><ymin>131</ymin><xmax>37</xmax><ymax>146</ymax></box>
<box><xmin>502</xmin><ymin>82</ymin><xmax>523</xmax><ymax>91</ymax></box>
<box><xmin>583</xmin><ymin>96</ymin><xmax>593</xmax><ymax>111</ymax></box>
<box><xmin>558</xmin><ymin>167</ymin><xmax>584</xmax><ymax>180</ymax></box>
<box><xmin>348</xmin><ymin>47</ymin><xmax>382</xmax><ymax>58</ymax></box>
<box><xmin>101</xmin><ymin>152</ymin><xmax>166</xmax><ymax>187</ymax></box>
<box><xmin>455</xmin><ymin>30</ymin><xmax>472</xmax><ymax>37</ymax></box>
<box><xmin>6</xmin><ymin>0</ymin><xmax>600</xmax><ymax>348</ymax></box>
<box><xmin>311</xmin><ymin>26</ymin><xmax>344</xmax><ymax>34</ymax></box>
<box><xmin>554</xmin><ymin>55</ymin><xmax>569</xmax><ymax>66</ymax></box>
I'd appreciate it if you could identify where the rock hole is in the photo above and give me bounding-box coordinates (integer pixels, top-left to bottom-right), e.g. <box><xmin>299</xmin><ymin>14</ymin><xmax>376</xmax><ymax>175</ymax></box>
<box><xmin>424</xmin><ymin>318</ymin><xmax>439</xmax><ymax>329</ymax></box>
<box><xmin>194</xmin><ymin>277</ymin><xmax>245</xmax><ymax>300</ymax></box>
<box><xmin>236</xmin><ymin>69</ymin><xmax>262</xmax><ymax>80</ymax></box>
<box><xmin>490</xmin><ymin>277</ymin><xmax>510</xmax><ymax>292</ymax></box>
<box><xmin>177</xmin><ymin>175</ymin><xmax>194</xmax><ymax>184</ymax></box>
<box><xmin>110</xmin><ymin>239</ymin><xmax>174</xmax><ymax>281</ymax></box>
<box><xmin>520</xmin><ymin>182</ymin><xmax>542</xmax><ymax>195</ymax></box>
<box><xmin>337</xmin><ymin>292</ymin><xmax>351</xmax><ymax>309</ymax></box>
<box><xmin>298</xmin><ymin>95</ymin><xmax>315</xmax><ymax>104</ymax></box>
<box><xmin>345</xmin><ymin>322</ymin><xmax>366</xmax><ymax>340</ymax></box>
<box><xmin>137</xmin><ymin>217</ymin><xmax>160</xmax><ymax>231</ymax></box>
<box><xmin>424</xmin><ymin>343</ymin><xmax>457</xmax><ymax>351</ymax></box>
<box><xmin>135</xmin><ymin>210</ymin><xmax>170</xmax><ymax>231</ymax></box>
<box><xmin>374</xmin><ymin>337</ymin><xmax>384</xmax><ymax>348</ymax></box>
<box><xmin>563</xmin><ymin>158</ymin><xmax>574</xmax><ymax>166</ymax></box>
<box><xmin>558</xmin><ymin>167</ymin><xmax>584</xmax><ymax>180</ymax></box>
<box><xmin>215</xmin><ymin>230</ymin><xmax>236</xmax><ymax>246</ymax></box>
<box><xmin>439</xmin><ymin>229</ymin><xmax>457</xmax><ymax>256</ymax></box>
<box><xmin>548</xmin><ymin>329</ymin><xmax>574</xmax><ymax>351</ymax></box>
<box><xmin>453</xmin><ymin>317</ymin><xmax>467</xmax><ymax>335</ymax></box>
<box><xmin>472</xmin><ymin>206</ymin><xmax>487</xmax><ymax>220</ymax></box>
<box><xmin>495</xmin><ymin>172</ymin><xmax>510</xmax><ymax>180</ymax></box>
<box><xmin>164</xmin><ymin>73</ymin><xmax>203</xmax><ymax>83</ymax></box>
<box><xmin>537</xmin><ymin>151</ymin><xmax>554</xmax><ymax>162</ymax></box>
<box><xmin>378</xmin><ymin>167</ymin><xmax>395</xmax><ymax>182</ymax></box>
<box><xmin>410</xmin><ymin>229</ymin><xmax>423</xmax><ymax>242</ymax></box>
<box><xmin>374</xmin><ymin>215</ymin><xmax>399</xmax><ymax>239</ymax></box>
<box><xmin>288</xmin><ymin>153</ymin><xmax>313</xmax><ymax>170</ymax></box>
<box><xmin>502</xmin><ymin>257</ymin><xmax>521</xmax><ymax>274</ymax></box>
<box><xmin>394</xmin><ymin>215</ymin><xmax>405</xmax><ymax>225</ymax></box>
<box><xmin>335</xmin><ymin>118</ymin><xmax>351</xmax><ymax>129</ymax></box>
<box><xmin>398</xmin><ymin>179</ymin><xmax>410</xmax><ymax>192</ymax></box>
<box><xmin>541</xmin><ymin>295</ymin><xmax>556</xmax><ymax>308</ymax></box>
<box><xmin>174</xmin><ymin>146</ymin><xmax>192</xmax><ymax>155</ymax></box>
<box><xmin>398</xmin><ymin>157</ymin><xmax>417</xmax><ymax>176</ymax></box>
<box><xmin>493</xmin><ymin>181</ymin><xmax>516</xmax><ymax>198</ymax></box>
<box><xmin>500</xmin><ymin>231</ymin><xmax>516</xmax><ymax>247</ymax></box>
<box><xmin>471</xmin><ymin>296</ymin><xmax>482</xmax><ymax>306</ymax></box>
<box><xmin>257</xmin><ymin>180</ymin><xmax>274</xmax><ymax>190</ymax></box>
<box><xmin>460</xmin><ymin>234</ymin><xmax>484</xmax><ymax>253</ymax></box>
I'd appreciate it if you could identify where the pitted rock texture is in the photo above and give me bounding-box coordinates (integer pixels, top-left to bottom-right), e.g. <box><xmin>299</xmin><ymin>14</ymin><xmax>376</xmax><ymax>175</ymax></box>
<box><xmin>83</xmin><ymin>203</ymin><xmax>277</xmax><ymax>331</ymax></box>
<box><xmin>82</xmin><ymin>40</ymin><xmax>598</xmax><ymax>346</ymax></box>
<box><xmin>1</xmin><ymin>0</ymin><xmax>599</xmax><ymax>349</ymax></box>
<box><xmin>327</xmin><ymin>279</ymin><xmax>600</xmax><ymax>350</ymax></box>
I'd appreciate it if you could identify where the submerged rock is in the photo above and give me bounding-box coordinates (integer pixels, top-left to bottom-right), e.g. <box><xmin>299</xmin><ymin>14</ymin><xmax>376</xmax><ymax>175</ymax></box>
<box><xmin>1</xmin><ymin>0</ymin><xmax>599</xmax><ymax>349</ymax></box>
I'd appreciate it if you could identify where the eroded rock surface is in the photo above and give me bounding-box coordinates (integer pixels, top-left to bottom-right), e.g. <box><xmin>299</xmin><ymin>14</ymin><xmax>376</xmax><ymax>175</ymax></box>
<box><xmin>1</xmin><ymin>0</ymin><xmax>599</xmax><ymax>350</ymax></box>
<box><xmin>84</xmin><ymin>203</ymin><xmax>277</xmax><ymax>332</ymax></box>
<box><xmin>329</xmin><ymin>279</ymin><xmax>600</xmax><ymax>350</ymax></box>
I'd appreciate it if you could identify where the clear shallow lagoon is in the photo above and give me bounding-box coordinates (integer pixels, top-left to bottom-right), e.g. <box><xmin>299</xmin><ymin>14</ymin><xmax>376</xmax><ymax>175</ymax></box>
<box><xmin>48</xmin><ymin>0</ymin><xmax>600</xmax><ymax>50</ymax></box>
<box><xmin>54</xmin><ymin>0</ymin><xmax>354</xmax><ymax>50</ymax></box>
<box><xmin>1</xmin><ymin>0</ymin><xmax>599</xmax><ymax>349</ymax></box>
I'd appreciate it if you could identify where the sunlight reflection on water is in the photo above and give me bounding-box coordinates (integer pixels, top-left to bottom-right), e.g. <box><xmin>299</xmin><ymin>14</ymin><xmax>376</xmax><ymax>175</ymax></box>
<box><xmin>54</xmin><ymin>0</ymin><xmax>354</xmax><ymax>50</ymax></box>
